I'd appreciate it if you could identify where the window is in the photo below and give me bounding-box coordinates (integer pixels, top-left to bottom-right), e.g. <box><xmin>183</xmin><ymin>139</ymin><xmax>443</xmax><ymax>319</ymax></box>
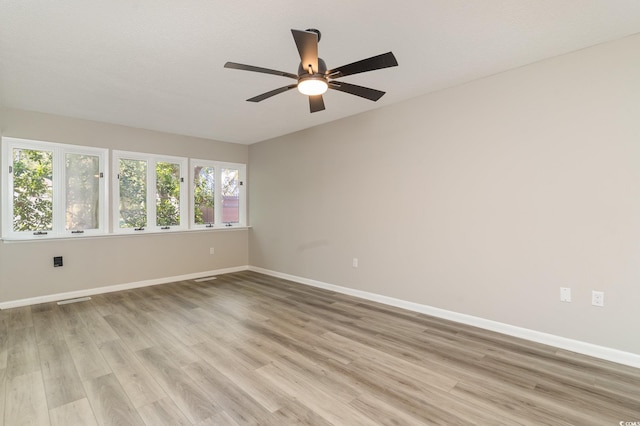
<box><xmin>66</xmin><ymin>152</ymin><xmax>102</xmax><ymax>231</ymax></box>
<box><xmin>156</xmin><ymin>161</ymin><xmax>182</xmax><ymax>227</ymax></box>
<box><xmin>2</xmin><ymin>137</ymin><xmax>107</xmax><ymax>239</ymax></box>
<box><xmin>221</xmin><ymin>167</ymin><xmax>241</xmax><ymax>224</ymax></box>
<box><xmin>2</xmin><ymin>138</ymin><xmax>246</xmax><ymax>240</ymax></box>
<box><xmin>191</xmin><ymin>160</ymin><xmax>246</xmax><ymax>228</ymax></box>
<box><xmin>113</xmin><ymin>151</ymin><xmax>188</xmax><ymax>233</ymax></box>
<box><xmin>117</xmin><ymin>157</ymin><xmax>147</xmax><ymax>229</ymax></box>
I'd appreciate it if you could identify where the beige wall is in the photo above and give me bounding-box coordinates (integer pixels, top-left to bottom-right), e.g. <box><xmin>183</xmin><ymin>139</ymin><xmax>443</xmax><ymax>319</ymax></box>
<box><xmin>249</xmin><ymin>34</ymin><xmax>640</xmax><ymax>355</ymax></box>
<box><xmin>0</xmin><ymin>109</ymin><xmax>249</xmax><ymax>303</ymax></box>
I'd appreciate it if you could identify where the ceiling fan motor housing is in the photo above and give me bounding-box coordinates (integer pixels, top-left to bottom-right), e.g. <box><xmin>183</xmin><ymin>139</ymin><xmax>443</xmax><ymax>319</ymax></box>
<box><xmin>298</xmin><ymin>58</ymin><xmax>327</xmax><ymax>76</ymax></box>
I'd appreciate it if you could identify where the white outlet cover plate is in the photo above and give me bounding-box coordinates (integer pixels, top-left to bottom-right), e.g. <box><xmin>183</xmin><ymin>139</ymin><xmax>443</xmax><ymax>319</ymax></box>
<box><xmin>592</xmin><ymin>290</ymin><xmax>604</xmax><ymax>307</ymax></box>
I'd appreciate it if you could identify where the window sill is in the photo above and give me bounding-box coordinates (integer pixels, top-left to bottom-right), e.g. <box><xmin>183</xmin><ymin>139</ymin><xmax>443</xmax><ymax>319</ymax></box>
<box><xmin>0</xmin><ymin>226</ymin><xmax>251</xmax><ymax>243</ymax></box>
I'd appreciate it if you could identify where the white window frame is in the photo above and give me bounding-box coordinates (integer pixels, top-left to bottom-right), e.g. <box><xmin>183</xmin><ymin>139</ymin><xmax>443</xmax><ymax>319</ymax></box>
<box><xmin>112</xmin><ymin>150</ymin><xmax>188</xmax><ymax>234</ymax></box>
<box><xmin>190</xmin><ymin>159</ymin><xmax>246</xmax><ymax>229</ymax></box>
<box><xmin>1</xmin><ymin>137</ymin><xmax>108</xmax><ymax>240</ymax></box>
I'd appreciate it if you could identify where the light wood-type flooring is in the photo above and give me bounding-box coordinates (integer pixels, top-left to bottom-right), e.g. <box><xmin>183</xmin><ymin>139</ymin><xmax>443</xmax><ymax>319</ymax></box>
<box><xmin>1</xmin><ymin>271</ymin><xmax>639</xmax><ymax>425</ymax></box>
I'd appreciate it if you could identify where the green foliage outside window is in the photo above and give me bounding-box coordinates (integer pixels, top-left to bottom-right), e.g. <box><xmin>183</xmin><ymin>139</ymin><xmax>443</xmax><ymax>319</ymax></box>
<box><xmin>194</xmin><ymin>166</ymin><xmax>215</xmax><ymax>224</ymax></box>
<box><xmin>119</xmin><ymin>159</ymin><xmax>182</xmax><ymax>228</ymax></box>
<box><xmin>156</xmin><ymin>162</ymin><xmax>181</xmax><ymax>226</ymax></box>
<box><xmin>66</xmin><ymin>153</ymin><xmax>100</xmax><ymax>230</ymax></box>
<box><xmin>119</xmin><ymin>159</ymin><xmax>147</xmax><ymax>228</ymax></box>
<box><xmin>12</xmin><ymin>148</ymin><xmax>53</xmax><ymax>231</ymax></box>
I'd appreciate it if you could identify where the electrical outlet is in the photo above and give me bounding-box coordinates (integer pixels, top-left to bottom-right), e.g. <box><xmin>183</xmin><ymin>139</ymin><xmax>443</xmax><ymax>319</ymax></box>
<box><xmin>352</xmin><ymin>258</ymin><xmax>358</xmax><ymax>268</ymax></box>
<box><xmin>209</xmin><ymin>247</ymin><xmax>215</xmax><ymax>255</ymax></box>
<box><xmin>560</xmin><ymin>287</ymin><xmax>571</xmax><ymax>302</ymax></box>
<box><xmin>592</xmin><ymin>290</ymin><xmax>604</xmax><ymax>307</ymax></box>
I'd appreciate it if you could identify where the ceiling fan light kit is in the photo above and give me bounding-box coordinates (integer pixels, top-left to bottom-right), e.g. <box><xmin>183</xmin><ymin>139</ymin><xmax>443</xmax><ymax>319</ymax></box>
<box><xmin>224</xmin><ymin>28</ymin><xmax>398</xmax><ymax>113</ymax></box>
<box><xmin>297</xmin><ymin>76</ymin><xmax>328</xmax><ymax>96</ymax></box>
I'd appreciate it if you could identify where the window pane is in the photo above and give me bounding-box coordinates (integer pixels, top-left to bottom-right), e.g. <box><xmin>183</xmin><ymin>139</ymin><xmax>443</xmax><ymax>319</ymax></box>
<box><xmin>12</xmin><ymin>148</ymin><xmax>53</xmax><ymax>232</ymax></box>
<box><xmin>66</xmin><ymin>153</ymin><xmax>100</xmax><ymax>230</ymax></box>
<box><xmin>119</xmin><ymin>158</ymin><xmax>147</xmax><ymax>228</ymax></box>
<box><xmin>194</xmin><ymin>166</ymin><xmax>215</xmax><ymax>224</ymax></box>
<box><xmin>221</xmin><ymin>168</ymin><xmax>240</xmax><ymax>224</ymax></box>
<box><xmin>156</xmin><ymin>162</ymin><xmax>181</xmax><ymax>227</ymax></box>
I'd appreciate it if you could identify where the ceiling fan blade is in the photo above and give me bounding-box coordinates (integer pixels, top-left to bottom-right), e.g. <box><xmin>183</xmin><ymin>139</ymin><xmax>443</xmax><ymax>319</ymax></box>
<box><xmin>327</xmin><ymin>52</ymin><xmax>398</xmax><ymax>79</ymax></box>
<box><xmin>247</xmin><ymin>84</ymin><xmax>298</xmax><ymax>102</ymax></box>
<box><xmin>224</xmin><ymin>62</ymin><xmax>298</xmax><ymax>80</ymax></box>
<box><xmin>329</xmin><ymin>81</ymin><xmax>386</xmax><ymax>101</ymax></box>
<box><xmin>309</xmin><ymin>95</ymin><xmax>325</xmax><ymax>113</ymax></box>
<box><xmin>291</xmin><ymin>29</ymin><xmax>319</xmax><ymax>74</ymax></box>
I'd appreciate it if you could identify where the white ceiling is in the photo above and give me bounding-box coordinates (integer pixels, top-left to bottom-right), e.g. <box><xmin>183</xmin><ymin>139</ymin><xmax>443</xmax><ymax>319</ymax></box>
<box><xmin>1</xmin><ymin>1</ymin><xmax>640</xmax><ymax>145</ymax></box>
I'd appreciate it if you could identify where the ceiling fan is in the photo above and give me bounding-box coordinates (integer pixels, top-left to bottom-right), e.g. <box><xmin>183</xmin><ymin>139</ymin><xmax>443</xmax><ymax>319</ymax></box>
<box><xmin>224</xmin><ymin>28</ymin><xmax>398</xmax><ymax>113</ymax></box>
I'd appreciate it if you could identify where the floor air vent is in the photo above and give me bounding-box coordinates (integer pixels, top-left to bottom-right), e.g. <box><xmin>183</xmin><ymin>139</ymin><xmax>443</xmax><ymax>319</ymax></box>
<box><xmin>57</xmin><ymin>296</ymin><xmax>92</xmax><ymax>305</ymax></box>
<box><xmin>194</xmin><ymin>276</ymin><xmax>218</xmax><ymax>282</ymax></box>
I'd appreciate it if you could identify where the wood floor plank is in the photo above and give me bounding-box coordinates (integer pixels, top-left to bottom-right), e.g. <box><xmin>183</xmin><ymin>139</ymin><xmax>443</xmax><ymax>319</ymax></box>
<box><xmin>144</xmin><ymin>309</ymin><xmax>207</xmax><ymax>347</ymax></box>
<box><xmin>6</xmin><ymin>326</ymin><xmax>41</xmax><ymax>379</ymax></box>
<box><xmin>102</xmin><ymin>313</ymin><xmax>155</xmax><ymax>352</ymax></box>
<box><xmin>0</xmin><ymin>368</ymin><xmax>6</xmax><ymax>424</ymax></box>
<box><xmin>0</xmin><ymin>315</ymin><xmax>7</xmax><ymax>370</ymax></box>
<box><xmin>117</xmin><ymin>289</ymin><xmax>158</xmax><ymax>314</ymax></box>
<box><xmin>99</xmin><ymin>340</ymin><xmax>166</xmax><ymax>408</ymax></box>
<box><xmin>223</xmin><ymin>337</ymin><xmax>278</xmax><ymax>370</ymax></box>
<box><xmin>148</xmin><ymin>284</ymin><xmax>200</xmax><ymax>310</ymax></box>
<box><xmin>89</xmin><ymin>293</ymin><xmax>130</xmax><ymax>317</ymax></box>
<box><xmin>256</xmin><ymin>339</ymin><xmax>364</xmax><ymax>403</ymax></box>
<box><xmin>139</xmin><ymin>288</ymin><xmax>199</xmax><ymax>318</ymax></box>
<box><xmin>5</xmin><ymin>371</ymin><xmax>50</xmax><ymax>426</ymax></box>
<box><xmin>197</xmin><ymin>410</ymin><xmax>241</xmax><ymax>426</ymax></box>
<box><xmin>321</xmin><ymin>330</ymin><xmax>459</xmax><ymax>393</ymax></box>
<box><xmin>74</xmin><ymin>304</ymin><xmax>120</xmax><ymax>347</ymax></box>
<box><xmin>137</xmin><ymin>397</ymin><xmax>192</xmax><ymax>426</ymax></box>
<box><xmin>192</xmin><ymin>338</ymin><xmax>289</xmax><ymax>413</ymax></box>
<box><xmin>184</xmin><ymin>361</ymin><xmax>280</xmax><ymax>425</ymax></box>
<box><xmin>483</xmin><ymin>348</ymin><xmax>640</xmax><ymax>416</ymax></box>
<box><xmin>64</xmin><ymin>327</ymin><xmax>112</xmax><ymax>381</ymax></box>
<box><xmin>349</xmin><ymin>391</ymin><xmax>435</xmax><ymax>426</ymax></box>
<box><xmin>340</xmin><ymin>356</ymin><xmax>475</xmax><ymax>425</ymax></box>
<box><xmin>49</xmin><ymin>398</ymin><xmax>98</xmax><ymax>426</ymax></box>
<box><xmin>38</xmin><ymin>339</ymin><xmax>86</xmax><ymax>409</ymax></box>
<box><xmin>256</xmin><ymin>360</ymin><xmax>375</xmax><ymax>425</ymax></box>
<box><xmin>262</xmin><ymin>315</ymin><xmax>353</xmax><ymax>365</ymax></box>
<box><xmin>83</xmin><ymin>373</ymin><xmax>145</xmax><ymax>426</ymax></box>
<box><xmin>135</xmin><ymin>346</ymin><xmax>219</xmax><ymax>423</ymax></box>
<box><xmin>532</xmin><ymin>378</ymin><xmax>640</xmax><ymax>421</ymax></box>
<box><xmin>6</xmin><ymin>306</ymin><xmax>33</xmax><ymax>330</ymax></box>
<box><xmin>450</xmin><ymin>377</ymin><xmax>597</xmax><ymax>426</ymax></box>
<box><xmin>119</xmin><ymin>310</ymin><xmax>200</xmax><ymax>368</ymax></box>
<box><xmin>32</xmin><ymin>308</ymin><xmax>68</xmax><ymax>343</ymax></box>
<box><xmin>188</xmin><ymin>315</ymin><xmax>258</xmax><ymax>347</ymax></box>
<box><xmin>271</xmin><ymin>400</ymin><xmax>333</xmax><ymax>426</ymax></box>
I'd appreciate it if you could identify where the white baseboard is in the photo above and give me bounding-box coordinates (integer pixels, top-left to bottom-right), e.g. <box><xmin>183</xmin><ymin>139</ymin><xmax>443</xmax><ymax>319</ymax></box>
<box><xmin>248</xmin><ymin>266</ymin><xmax>640</xmax><ymax>369</ymax></box>
<box><xmin>0</xmin><ymin>265</ymin><xmax>249</xmax><ymax>310</ymax></box>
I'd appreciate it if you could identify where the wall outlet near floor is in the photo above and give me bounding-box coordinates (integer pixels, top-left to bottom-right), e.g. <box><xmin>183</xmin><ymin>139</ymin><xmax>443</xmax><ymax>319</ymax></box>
<box><xmin>592</xmin><ymin>290</ymin><xmax>604</xmax><ymax>307</ymax></box>
<box><xmin>352</xmin><ymin>258</ymin><xmax>358</xmax><ymax>268</ymax></box>
<box><xmin>209</xmin><ymin>247</ymin><xmax>215</xmax><ymax>255</ymax></box>
<box><xmin>560</xmin><ymin>287</ymin><xmax>571</xmax><ymax>302</ymax></box>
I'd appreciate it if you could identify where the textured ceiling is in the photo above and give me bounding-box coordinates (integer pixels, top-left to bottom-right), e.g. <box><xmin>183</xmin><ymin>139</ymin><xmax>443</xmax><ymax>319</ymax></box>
<box><xmin>1</xmin><ymin>1</ymin><xmax>640</xmax><ymax>144</ymax></box>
